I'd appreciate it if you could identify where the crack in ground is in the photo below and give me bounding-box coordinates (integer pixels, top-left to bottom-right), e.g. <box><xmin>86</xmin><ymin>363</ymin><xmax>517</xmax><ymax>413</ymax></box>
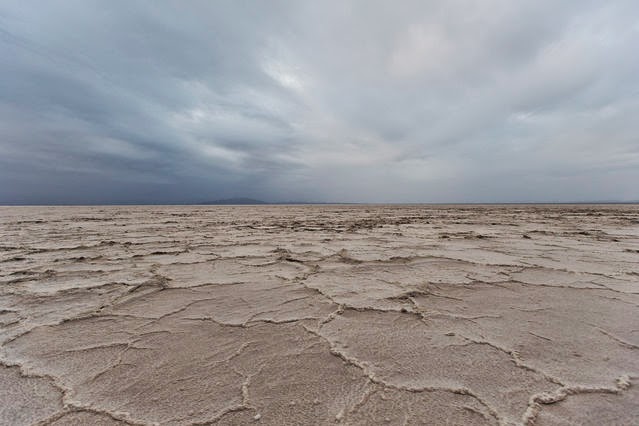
<box><xmin>521</xmin><ymin>375</ymin><xmax>635</xmax><ymax>426</ymax></box>
<box><xmin>301</xmin><ymin>323</ymin><xmax>504</xmax><ymax>425</ymax></box>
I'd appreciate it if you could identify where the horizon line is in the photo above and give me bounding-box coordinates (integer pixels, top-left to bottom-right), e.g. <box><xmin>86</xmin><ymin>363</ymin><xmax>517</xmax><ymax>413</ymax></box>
<box><xmin>2</xmin><ymin>201</ymin><xmax>638</xmax><ymax>207</ymax></box>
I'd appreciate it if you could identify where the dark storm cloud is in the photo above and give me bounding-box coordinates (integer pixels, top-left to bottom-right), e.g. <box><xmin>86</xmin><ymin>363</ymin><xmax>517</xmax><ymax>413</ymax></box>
<box><xmin>1</xmin><ymin>0</ymin><xmax>638</xmax><ymax>203</ymax></box>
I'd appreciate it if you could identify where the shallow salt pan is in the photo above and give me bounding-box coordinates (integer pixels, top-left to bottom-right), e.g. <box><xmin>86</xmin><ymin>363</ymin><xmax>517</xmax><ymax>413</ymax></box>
<box><xmin>0</xmin><ymin>204</ymin><xmax>637</xmax><ymax>425</ymax></box>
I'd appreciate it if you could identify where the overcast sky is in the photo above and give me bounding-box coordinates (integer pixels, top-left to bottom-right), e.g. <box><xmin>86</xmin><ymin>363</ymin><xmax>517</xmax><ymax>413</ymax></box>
<box><xmin>1</xmin><ymin>1</ymin><xmax>638</xmax><ymax>204</ymax></box>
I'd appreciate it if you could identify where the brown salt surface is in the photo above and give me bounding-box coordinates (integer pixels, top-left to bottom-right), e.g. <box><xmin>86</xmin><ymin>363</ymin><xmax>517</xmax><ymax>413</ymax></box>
<box><xmin>0</xmin><ymin>205</ymin><xmax>637</xmax><ymax>425</ymax></box>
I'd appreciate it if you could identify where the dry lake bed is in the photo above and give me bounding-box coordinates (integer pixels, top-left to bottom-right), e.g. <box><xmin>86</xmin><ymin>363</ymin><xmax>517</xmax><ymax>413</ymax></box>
<box><xmin>0</xmin><ymin>205</ymin><xmax>638</xmax><ymax>426</ymax></box>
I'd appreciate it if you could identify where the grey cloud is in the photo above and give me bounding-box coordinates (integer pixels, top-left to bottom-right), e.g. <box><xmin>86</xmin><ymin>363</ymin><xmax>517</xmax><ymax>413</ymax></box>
<box><xmin>1</xmin><ymin>0</ymin><xmax>638</xmax><ymax>203</ymax></box>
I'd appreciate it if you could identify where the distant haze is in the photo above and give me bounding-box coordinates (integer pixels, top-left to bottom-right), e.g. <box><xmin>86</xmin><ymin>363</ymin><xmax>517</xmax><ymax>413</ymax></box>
<box><xmin>1</xmin><ymin>1</ymin><xmax>638</xmax><ymax>204</ymax></box>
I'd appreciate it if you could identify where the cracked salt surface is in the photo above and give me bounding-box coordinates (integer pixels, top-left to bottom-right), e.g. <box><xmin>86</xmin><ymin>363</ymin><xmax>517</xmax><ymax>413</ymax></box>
<box><xmin>0</xmin><ymin>205</ymin><xmax>637</xmax><ymax>425</ymax></box>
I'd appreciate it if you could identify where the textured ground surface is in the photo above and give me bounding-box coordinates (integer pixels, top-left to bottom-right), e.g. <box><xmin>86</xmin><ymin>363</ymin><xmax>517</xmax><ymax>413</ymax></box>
<box><xmin>0</xmin><ymin>205</ymin><xmax>638</xmax><ymax>426</ymax></box>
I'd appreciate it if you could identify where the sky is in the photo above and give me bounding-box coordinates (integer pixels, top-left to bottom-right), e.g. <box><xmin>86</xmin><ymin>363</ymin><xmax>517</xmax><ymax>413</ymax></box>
<box><xmin>1</xmin><ymin>1</ymin><xmax>638</xmax><ymax>204</ymax></box>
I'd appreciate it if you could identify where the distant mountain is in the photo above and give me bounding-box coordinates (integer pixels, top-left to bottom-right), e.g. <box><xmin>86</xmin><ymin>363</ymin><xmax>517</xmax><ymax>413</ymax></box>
<box><xmin>199</xmin><ymin>197</ymin><xmax>267</xmax><ymax>205</ymax></box>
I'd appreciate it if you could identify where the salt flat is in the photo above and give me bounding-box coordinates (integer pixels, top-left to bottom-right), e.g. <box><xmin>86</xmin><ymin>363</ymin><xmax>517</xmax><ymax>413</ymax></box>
<box><xmin>0</xmin><ymin>205</ymin><xmax>637</xmax><ymax>426</ymax></box>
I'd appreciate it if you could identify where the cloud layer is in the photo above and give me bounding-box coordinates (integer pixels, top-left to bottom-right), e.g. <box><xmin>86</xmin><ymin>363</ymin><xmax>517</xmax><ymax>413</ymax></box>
<box><xmin>1</xmin><ymin>1</ymin><xmax>638</xmax><ymax>203</ymax></box>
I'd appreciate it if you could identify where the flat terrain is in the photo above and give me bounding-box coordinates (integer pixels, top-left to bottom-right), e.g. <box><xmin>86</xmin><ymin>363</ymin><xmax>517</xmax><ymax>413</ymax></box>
<box><xmin>0</xmin><ymin>205</ymin><xmax>638</xmax><ymax>426</ymax></box>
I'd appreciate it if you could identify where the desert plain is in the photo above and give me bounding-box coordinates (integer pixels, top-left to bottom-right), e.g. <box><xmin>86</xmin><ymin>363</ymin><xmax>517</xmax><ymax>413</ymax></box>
<box><xmin>0</xmin><ymin>204</ymin><xmax>638</xmax><ymax>426</ymax></box>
